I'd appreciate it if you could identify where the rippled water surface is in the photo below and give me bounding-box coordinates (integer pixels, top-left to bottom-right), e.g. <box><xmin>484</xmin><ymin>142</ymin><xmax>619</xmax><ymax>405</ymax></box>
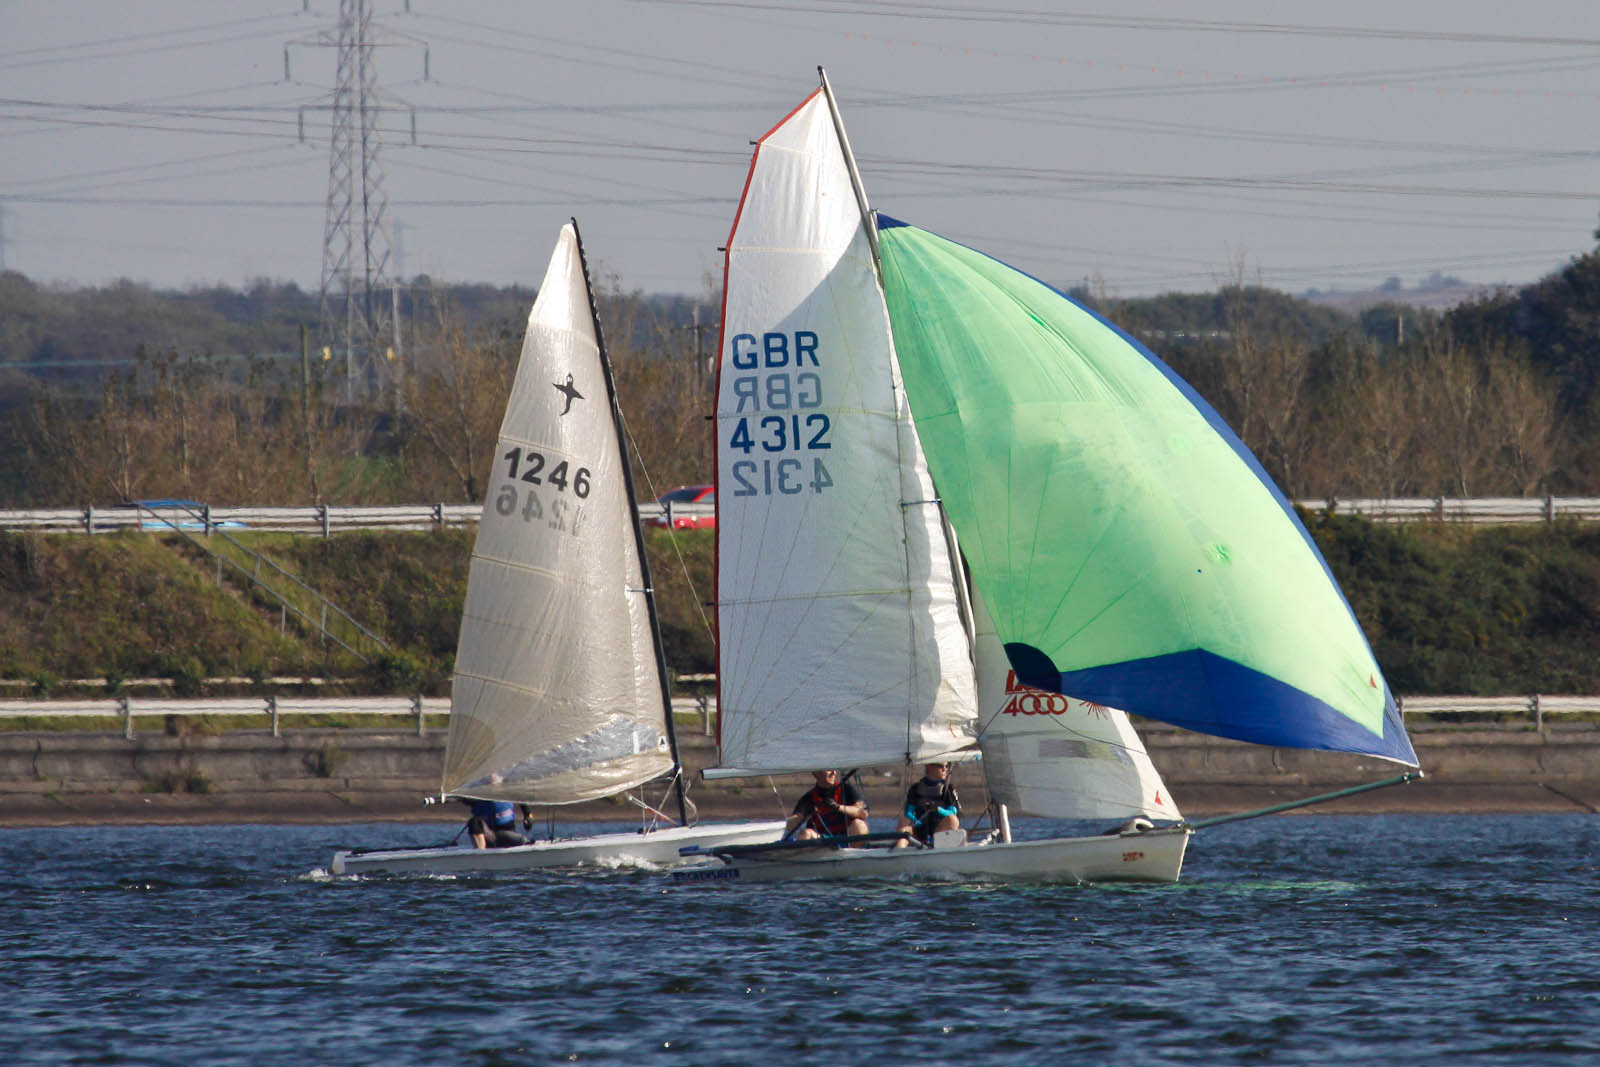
<box><xmin>5</xmin><ymin>815</ymin><xmax>1598</xmax><ymax>1065</ymax></box>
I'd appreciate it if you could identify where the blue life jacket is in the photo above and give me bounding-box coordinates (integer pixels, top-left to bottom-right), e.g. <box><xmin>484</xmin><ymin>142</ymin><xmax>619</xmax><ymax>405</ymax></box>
<box><xmin>470</xmin><ymin>799</ymin><xmax>516</xmax><ymax>830</ymax></box>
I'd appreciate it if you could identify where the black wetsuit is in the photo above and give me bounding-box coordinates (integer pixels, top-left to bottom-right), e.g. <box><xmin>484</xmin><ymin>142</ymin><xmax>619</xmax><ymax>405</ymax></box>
<box><xmin>903</xmin><ymin>777</ymin><xmax>960</xmax><ymax>844</ymax></box>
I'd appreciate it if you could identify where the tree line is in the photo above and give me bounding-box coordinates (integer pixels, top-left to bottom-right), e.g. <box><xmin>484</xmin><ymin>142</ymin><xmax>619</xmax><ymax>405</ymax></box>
<box><xmin>3</xmin><ymin>227</ymin><xmax>1600</xmax><ymax>507</ymax></box>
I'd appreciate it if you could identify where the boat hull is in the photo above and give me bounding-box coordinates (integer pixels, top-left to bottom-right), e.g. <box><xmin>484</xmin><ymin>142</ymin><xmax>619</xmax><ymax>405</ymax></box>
<box><xmin>671</xmin><ymin>826</ymin><xmax>1190</xmax><ymax>885</ymax></box>
<box><xmin>330</xmin><ymin>820</ymin><xmax>786</xmax><ymax>876</ymax></box>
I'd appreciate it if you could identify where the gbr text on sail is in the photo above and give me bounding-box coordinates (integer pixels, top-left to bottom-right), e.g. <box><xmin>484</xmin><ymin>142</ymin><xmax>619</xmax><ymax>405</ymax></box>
<box><xmin>724</xmin><ymin>331</ymin><xmax>834</xmax><ymax>497</ymax></box>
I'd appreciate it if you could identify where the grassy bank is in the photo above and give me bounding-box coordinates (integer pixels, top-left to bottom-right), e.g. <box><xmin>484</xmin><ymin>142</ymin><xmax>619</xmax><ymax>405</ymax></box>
<box><xmin>2</xmin><ymin>516</ymin><xmax>1598</xmax><ymax>699</ymax></box>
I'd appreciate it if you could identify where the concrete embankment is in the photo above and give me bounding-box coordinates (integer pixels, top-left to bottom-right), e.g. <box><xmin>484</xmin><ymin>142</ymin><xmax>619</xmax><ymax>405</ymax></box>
<box><xmin>1</xmin><ymin>724</ymin><xmax>1597</xmax><ymax>827</ymax></box>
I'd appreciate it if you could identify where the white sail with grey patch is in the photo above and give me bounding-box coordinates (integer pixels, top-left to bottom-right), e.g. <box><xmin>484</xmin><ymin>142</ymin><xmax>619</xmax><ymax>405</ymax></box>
<box><xmin>442</xmin><ymin>223</ymin><xmax>675</xmax><ymax>803</ymax></box>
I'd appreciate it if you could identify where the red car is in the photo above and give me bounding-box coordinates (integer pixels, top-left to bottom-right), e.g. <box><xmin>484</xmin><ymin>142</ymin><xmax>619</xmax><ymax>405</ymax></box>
<box><xmin>648</xmin><ymin>484</ymin><xmax>715</xmax><ymax>529</ymax></box>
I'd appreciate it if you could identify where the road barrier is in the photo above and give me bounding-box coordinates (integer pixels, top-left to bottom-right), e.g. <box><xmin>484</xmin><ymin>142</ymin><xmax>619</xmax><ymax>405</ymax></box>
<box><xmin>3</xmin><ymin>497</ymin><xmax>1599</xmax><ymax>535</ymax></box>
<box><xmin>0</xmin><ymin>501</ymin><xmax>712</xmax><ymax>534</ymax></box>
<box><xmin>2</xmin><ymin>692</ymin><xmax>1592</xmax><ymax>738</ymax></box>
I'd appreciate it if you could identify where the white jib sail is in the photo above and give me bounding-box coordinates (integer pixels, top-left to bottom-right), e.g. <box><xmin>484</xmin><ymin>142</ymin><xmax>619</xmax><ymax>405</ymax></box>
<box><xmin>973</xmin><ymin>589</ymin><xmax>1182</xmax><ymax>822</ymax></box>
<box><xmin>442</xmin><ymin>223</ymin><xmax>675</xmax><ymax>803</ymax></box>
<box><xmin>713</xmin><ymin>89</ymin><xmax>979</xmax><ymax>775</ymax></box>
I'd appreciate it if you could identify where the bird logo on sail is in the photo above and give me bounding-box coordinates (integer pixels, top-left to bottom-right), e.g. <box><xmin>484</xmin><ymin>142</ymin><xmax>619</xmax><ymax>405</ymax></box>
<box><xmin>554</xmin><ymin>373</ymin><xmax>584</xmax><ymax>415</ymax></box>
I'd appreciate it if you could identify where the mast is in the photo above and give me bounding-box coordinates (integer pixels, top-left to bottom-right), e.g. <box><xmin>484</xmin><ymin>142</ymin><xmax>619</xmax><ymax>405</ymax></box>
<box><xmin>818</xmin><ymin>67</ymin><xmax>880</xmax><ymax>273</ymax></box>
<box><xmin>569</xmin><ymin>217</ymin><xmax>691</xmax><ymax>828</ymax></box>
<box><xmin>819</xmin><ymin>67</ymin><xmax>970</xmax><ymax>763</ymax></box>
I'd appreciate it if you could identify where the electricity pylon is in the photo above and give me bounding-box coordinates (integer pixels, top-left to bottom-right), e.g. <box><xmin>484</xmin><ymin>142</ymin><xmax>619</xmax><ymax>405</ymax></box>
<box><xmin>291</xmin><ymin>0</ymin><xmax>422</xmax><ymax>402</ymax></box>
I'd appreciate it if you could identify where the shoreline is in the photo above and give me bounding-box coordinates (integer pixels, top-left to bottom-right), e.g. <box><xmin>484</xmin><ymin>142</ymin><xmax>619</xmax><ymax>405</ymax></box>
<box><xmin>4</xmin><ymin>724</ymin><xmax>1598</xmax><ymax>828</ymax></box>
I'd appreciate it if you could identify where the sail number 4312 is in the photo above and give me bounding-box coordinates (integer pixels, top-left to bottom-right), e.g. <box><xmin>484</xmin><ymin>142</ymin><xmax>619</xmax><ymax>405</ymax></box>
<box><xmin>729</xmin><ymin>457</ymin><xmax>833</xmax><ymax>496</ymax></box>
<box><xmin>726</xmin><ymin>414</ymin><xmax>833</xmax><ymax>496</ymax></box>
<box><xmin>727</xmin><ymin>413</ymin><xmax>830</xmax><ymax>454</ymax></box>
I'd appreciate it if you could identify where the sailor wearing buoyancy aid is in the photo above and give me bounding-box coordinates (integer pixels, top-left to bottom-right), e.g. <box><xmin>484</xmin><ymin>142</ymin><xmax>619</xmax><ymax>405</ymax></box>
<box><xmin>784</xmin><ymin>769</ymin><xmax>870</xmax><ymax>840</ymax></box>
<box><xmin>895</xmin><ymin>762</ymin><xmax>960</xmax><ymax>847</ymax></box>
<box><xmin>465</xmin><ymin>798</ymin><xmax>527</xmax><ymax>849</ymax></box>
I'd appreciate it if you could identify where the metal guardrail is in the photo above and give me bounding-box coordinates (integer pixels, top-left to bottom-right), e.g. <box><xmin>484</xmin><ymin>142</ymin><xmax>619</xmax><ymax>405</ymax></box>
<box><xmin>1396</xmin><ymin>694</ymin><xmax>1600</xmax><ymax>730</ymax></box>
<box><xmin>0</xmin><ymin>694</ymin><xmax>723</xmax><ymax>739</ymax></box>
<box><xmin>2</xmin><ymin>693</ymin><xmax>1594</xmax><ymax>738</ymax></box>
<box><xmin>0</xmin><ymin>497</ymin><xmax>1597</xmax><ymax>534</ymax></box>
<box><xmin>3</xmin><ymin>499</ymin><xmax>1600</xmax><ymax>534</ymax></box>
<box><xmin>0</xmin><ymin>501</ymin><xmax>713</xmax><ymax>535</ymax></box>
<box><xmin>0</xmin><ymin>695</ymin><xmax>448</xmax><ymax>740</ymax></box>
<box><xmin>1325</xmin><ymin>497</ymin><xmax>1600</xmax><ymax>523</ymax></box>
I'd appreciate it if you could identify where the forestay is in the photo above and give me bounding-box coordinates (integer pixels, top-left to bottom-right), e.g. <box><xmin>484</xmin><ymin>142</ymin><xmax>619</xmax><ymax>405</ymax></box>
<box><xmin>712</xmin><ymin>91</ymin><xmax>979</xmax><ymax>775</ymax></box>
<box><xmin>875</xmin><ymin>217</ymin><xmax>1417</xmax><ymax>766</ymax></box>
<box><xmin>443</xmin><ymin>224</ymin><xmax>675</xmax><ymax>802</ymax></box>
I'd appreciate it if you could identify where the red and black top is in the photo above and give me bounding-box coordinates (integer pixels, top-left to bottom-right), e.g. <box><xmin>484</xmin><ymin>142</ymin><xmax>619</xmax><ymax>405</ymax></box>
<box><xmin>791</xmin><ymin>779</ymin><xmax>866</xmax><ymax>837</ymax></box>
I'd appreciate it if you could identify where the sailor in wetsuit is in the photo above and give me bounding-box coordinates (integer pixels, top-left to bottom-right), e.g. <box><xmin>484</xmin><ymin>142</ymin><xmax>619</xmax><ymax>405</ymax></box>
<box><xmin>894</xmin><ymin>762</ymin><xmax>960</xmax><ymax>847</ymax></box>
<box><xmin>784</xmin><ymin>769</ymin><xmax>870</xmax><ymax>841</ymax></box>
<box><xmin>465</xmin><ymin>798</ymin><xmax>527</xmax><ymax>849</ymax></box>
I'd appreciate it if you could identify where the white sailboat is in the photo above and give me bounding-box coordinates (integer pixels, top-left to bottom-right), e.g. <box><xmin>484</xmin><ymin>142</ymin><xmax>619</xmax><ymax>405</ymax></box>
<box><xmin>671</xmin><ymin>74</ymin><xmax>1417</xmax><ymax>886</ymax></box>
<box><xmin>332</xmin><ymin>222</ymin><xmax>782</xmax><ymax>876</ymax></box>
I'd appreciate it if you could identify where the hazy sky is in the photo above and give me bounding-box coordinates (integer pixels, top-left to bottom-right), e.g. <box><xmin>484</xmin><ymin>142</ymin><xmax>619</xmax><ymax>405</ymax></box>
<box><xmin>3</xmin><ymin>1</ymin><xmax>1598</xmax><ymax>299</ymax></box>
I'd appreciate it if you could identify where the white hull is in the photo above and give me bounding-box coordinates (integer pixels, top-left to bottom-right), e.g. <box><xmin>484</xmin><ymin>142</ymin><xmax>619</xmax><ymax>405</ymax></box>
<box><xmin>671</xmin><ymin>826</ymin><xmax>1190</xmax><ymax>886</ymax></box>
<box><xmin>330</xmin><ymin>820</ymin><xmax>785</xmax><ymax>876</ymax></box>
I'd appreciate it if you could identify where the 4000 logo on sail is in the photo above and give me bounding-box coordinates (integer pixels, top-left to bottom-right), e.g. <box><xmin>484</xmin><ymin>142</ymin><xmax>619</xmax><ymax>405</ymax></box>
<box><xmin>998</xmin><ymin>671</ymin><xmax>1113</xmax><ymax>718</ymax></box>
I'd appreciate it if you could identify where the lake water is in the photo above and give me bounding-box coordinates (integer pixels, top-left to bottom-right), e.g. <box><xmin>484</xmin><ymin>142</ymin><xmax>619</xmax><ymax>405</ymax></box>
<box><xmin>5</xmin><ymin>814</ymin><xmax>1597</xmax><ymax>1065</ymax></box>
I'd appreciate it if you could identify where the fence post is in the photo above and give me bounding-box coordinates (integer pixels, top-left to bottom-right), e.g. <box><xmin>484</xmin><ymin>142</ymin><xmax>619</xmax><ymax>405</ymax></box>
<box><xmin>699</xmin><ymin>694</ymin><xmax>712</xmax><ymax>736</ymax></box>
<box><xmin>120</xmin><ymin>695</ymin><xmax>133</xmax><ymax>740</ymax></box>
<box><xmin>1531</xmin><ymin>693</ymin><xmax>1543</xmax><ymax>735</ymax></box>
<box><xmin>1545</xmin><ymin>495</ymin><xmax>1555</xmax><ymax>522</ymax></box>
<box><xmin>203</xmin><ymin>504</ymin><xmax>212</xmax><ymax>536</ymax></box>
<box><xmin>432</xmin><ymin>502</ymin><xmax>443</xmax><ymax>526</ymax></box>
<box><xmin>413</xmin><ymin>693</ymin><xmax>425</xmax><ymax>737</ymax></box>
<box><xmin>320</xmin><ymin>504</ymin><xmax>330</xmax><ymax>538</ymax></box>
<box><xmin>268</xmin><ymin>695</ymin><xmax>280</xmax><ymax>738</ymax></box>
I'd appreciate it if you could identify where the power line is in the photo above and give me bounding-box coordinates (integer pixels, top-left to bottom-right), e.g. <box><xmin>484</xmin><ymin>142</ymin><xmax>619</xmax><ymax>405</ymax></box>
<box><xmin>632</xmin><ymin>1</ymin><xmax>1600</xmax><ymax>49</ymax></box>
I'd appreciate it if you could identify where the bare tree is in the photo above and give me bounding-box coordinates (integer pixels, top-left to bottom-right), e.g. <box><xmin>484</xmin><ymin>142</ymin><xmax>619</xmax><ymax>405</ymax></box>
<box><xmin>1481</xmin><ymin>348</ymin><xmax>1559</xmax><ymax>496</ymax></box>
<box><xmin>395</xmin><ymin>289</ymin><xmax>519</xmax><ymax>502</ymax></box>
<box><xmin>604</xmin><ymin>279</ymin><xmax>717</xmax><ymax>499</ymax></box>
<box><xmin>1211</xmin><ymin>273</ymin><xmax>1316</xmax><ymax>497</ymax></box>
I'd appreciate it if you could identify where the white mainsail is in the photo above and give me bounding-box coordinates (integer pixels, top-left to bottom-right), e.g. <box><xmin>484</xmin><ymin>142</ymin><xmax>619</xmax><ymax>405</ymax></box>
<box><xmin>973</xmin><ymin>590</ymin><xmax>1181</xmax><ymax>822</ymax></box>
<box><xmin>443</xmin><ymin>223</ymin><xmax>675</xmax><ymax>803</ymax></box>
<box><xmin>712</xmin><ymin>89</ymin><xmax>979</xmax><ymax>775</ymax></box>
